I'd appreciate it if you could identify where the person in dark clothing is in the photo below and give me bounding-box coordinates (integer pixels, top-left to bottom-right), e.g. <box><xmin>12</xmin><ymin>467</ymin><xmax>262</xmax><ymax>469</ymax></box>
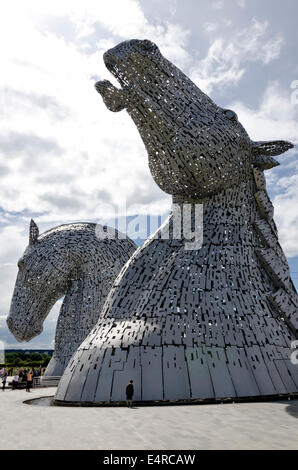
<box><xmin>126</xmin><ymin>379</ymin><xmax>134</xmax><ymax>407</ymax></box>
<box><xmin>2</xmin><ymin>371</ymin><xmax>7</xmax><ymax>391</ymax></box>
<box><xmin>26</xmin><ymin>370</ymin><xmax>33</xmax><ymax>392</ymax></box>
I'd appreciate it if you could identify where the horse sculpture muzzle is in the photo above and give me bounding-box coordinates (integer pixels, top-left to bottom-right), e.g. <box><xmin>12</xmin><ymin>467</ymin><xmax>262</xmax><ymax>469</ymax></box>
<box><xmin>8</xmin><ymin>283</ymin><xmax>48</xmax><ymax>342</ymax></box>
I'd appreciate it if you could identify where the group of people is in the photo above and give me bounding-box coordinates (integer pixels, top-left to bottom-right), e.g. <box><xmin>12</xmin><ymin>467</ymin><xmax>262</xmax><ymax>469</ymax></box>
<box><xmin>0</xmin><ymin>366</ymin><xmax>43</xmax><ymax>392</ymax></box>
<box><xmin>1</xmin><ymin>369</ymin><xmax>135</xmax><ymax>404</ymax></box>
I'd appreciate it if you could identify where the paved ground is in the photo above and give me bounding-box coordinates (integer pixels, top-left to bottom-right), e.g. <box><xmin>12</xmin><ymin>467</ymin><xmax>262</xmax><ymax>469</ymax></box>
<box><xmin>1</xmin><ymin>387</ymin><xmax>298</xmax><ymax>449</ymax></box>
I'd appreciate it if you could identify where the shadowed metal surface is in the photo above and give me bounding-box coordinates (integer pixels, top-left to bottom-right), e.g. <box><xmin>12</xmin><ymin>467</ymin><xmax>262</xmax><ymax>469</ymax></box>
<box><xmin>7</xmin><ymin>221</ymin><xmax>136</xmax><ymax>376</ymax></box>
<box><xmin>56</xmin><ymin>39</ymin><xmax>297</xmax><ymax>404</ymax></box>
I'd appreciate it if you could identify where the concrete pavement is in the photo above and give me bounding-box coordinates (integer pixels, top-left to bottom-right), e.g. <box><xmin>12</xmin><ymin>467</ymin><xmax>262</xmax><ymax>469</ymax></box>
<box><xmin>1</xmin><ymin>387</ymin><xmax>298</xmax><ymax>449</ymax></box>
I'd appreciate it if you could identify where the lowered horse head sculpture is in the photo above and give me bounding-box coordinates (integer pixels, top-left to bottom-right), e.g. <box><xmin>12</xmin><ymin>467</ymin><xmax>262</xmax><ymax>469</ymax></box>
<box><xmin>55</xmin><ymin>40</ymin><xmax>298</xmax><ymax>404</ymax></box>
<box><xmin>7</xmin><ymin>220</ymin><xmax>136</xmax><ymax>376</ymax></box>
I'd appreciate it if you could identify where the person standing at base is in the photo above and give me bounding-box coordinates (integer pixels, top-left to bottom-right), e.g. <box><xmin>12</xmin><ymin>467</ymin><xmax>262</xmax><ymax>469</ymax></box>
<box><xmin>2</xmin><ymin>370</ymin><xmax>7</xmax><ymax>391</ymax></box>
<box><xmin>126</xmin><ymin>379</ymin><xmax>134</xmax><ymax>407</ymax></box>
<box><xmin>26</xmin><ymin>370</ymin><xmax>33</xmax><ymax>392</ymax></box>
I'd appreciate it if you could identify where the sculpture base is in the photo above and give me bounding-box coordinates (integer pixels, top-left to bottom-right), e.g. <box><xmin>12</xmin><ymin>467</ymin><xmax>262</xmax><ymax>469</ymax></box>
<box><xmin>55</xmin><ymin>342</ymin><xmax>298</xmax><ymax>403</ymax></box>
<box><xmin>53</xmin><ymin>393</ymin><xmax>298</xmax><ymax>407</ymax></box>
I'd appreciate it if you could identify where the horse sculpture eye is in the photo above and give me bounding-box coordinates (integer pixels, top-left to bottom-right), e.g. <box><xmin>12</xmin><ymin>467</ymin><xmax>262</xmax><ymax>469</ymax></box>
<box><xmin>17</xmin><ymin>259</ymin><xmax>25</xmax><ymax>271</ymax></box>
<box><xmin>224</xmin><ymin>109</ymin><xmax>238</xmax><ymax>121</ymax></box>
<box><xmin>138</xmin><ymin>40</ymin><xmax>155</xmax><ymax>52</ymax></box>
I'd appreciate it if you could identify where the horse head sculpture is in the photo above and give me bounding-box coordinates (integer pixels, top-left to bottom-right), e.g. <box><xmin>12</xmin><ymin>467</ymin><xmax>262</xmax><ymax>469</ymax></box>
<box><xmin>7</xmin><ymin>221</ymin><xmax>136</xmax><ymax>375</ymax></box>
<box><xmin>7</xmin><ymin>220</ymin><xmax>69</xmax><ymax>342</ymax></box>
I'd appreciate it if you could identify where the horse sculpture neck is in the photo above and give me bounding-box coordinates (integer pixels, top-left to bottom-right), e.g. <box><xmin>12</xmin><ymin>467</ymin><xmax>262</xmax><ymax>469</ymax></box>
<box><xmin>45</xmin><ymin>230</ymin><xmax>110</xmax><ymax>376</ymax></box>
<box><xmin>170</xmin><ymin>170</ymin><xmax>297</xmax><ymax>336</ymax></box>
<box><xmin>43</xmin><ymin>223</ymin><xmax>137</xmax><ymax>376</ymax></box>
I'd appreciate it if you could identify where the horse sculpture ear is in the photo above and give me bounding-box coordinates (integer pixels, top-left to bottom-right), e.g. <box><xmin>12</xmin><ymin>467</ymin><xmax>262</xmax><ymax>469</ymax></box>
<box><xmin>252</xmin><ymin>140</ymin><xmax>294</xmax><ymax>170</ymax></box>
<box><xmin>29</xmin><ymin>219</ymin><xmax>39</xmax><ymax>245</ymax></box>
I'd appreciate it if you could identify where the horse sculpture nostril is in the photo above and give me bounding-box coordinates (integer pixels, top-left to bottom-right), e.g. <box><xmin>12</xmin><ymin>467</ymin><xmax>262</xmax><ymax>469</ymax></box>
<box><xmin>103</xmin><ymin>52</ymin><xmax>117</xmax><ymax>67</ymax></box>
<box><xmin>6</xmin><ymin>316</ymin><xmax>13</xmax><ymax>330</ymax></box>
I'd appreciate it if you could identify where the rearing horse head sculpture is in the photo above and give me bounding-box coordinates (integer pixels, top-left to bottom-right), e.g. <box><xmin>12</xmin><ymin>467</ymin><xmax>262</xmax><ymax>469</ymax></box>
<box><xmin>95</xmin><ymin>39</ymin><xmax>293</xmax><ymax>201</ymax></box>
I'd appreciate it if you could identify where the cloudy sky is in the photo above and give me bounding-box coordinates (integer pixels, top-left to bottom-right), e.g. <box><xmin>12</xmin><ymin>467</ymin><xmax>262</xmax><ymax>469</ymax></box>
<box><xmin>0</xmin><ymin>0</ymin><xmax>297</xmax><ymax>349</ymax></box>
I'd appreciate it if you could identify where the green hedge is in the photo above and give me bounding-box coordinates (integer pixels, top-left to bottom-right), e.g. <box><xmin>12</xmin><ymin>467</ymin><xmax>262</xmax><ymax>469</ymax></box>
<box><xmin>0</xmin><ymin>351</ymin><xmax>52</xmax><ymax>369</ymax></box>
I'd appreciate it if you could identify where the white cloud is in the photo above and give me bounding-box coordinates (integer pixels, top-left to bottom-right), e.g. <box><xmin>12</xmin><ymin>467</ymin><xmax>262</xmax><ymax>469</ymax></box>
<box><xmin>230</xmin><ymin>82</ymin><xmax>298</xmax><ymax>143</ymax></box>
<box><xmin>203</xmin><ymin>22</ymin><xmax>219</xmax><ymax>33</ymax></box>
<box><xmin>0</xmin><ymin>226</ymin><xmax>25</xmax><ymax>314</ymax></box>
<box><xmin>212</xmin><ymin>0</ymin><xmax>224</xmax><ymax>9</ymax></box>
<box><xmin>0</xmin><ymin>1</ymin><xmax>182</xmax><ymax>224</ymax></box>
<box><xmin>237</xmin><ymin>0</ymin><xmax>246</xmax><ymax>7</ymax></box>
<box><xmin>0</xmin><ymin>226</ymin><xmax>25</xmax><ymax>267</ymax></box>
<box><xmin>191</xmin><ymin>18</ymin><xmax>283</xmax><ymax>93</ymax></box>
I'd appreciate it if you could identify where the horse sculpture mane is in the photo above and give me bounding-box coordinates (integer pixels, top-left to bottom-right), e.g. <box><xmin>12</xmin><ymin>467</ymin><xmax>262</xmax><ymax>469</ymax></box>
<box><xmin>52</xmin><ymin>39</ymin><xmax>298</xmax><ymax>403</ymax></box>
<box><xmin>7</xmin><ymin>221</ymin><xmax>136</xmax><ymax>376</ymax></box>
